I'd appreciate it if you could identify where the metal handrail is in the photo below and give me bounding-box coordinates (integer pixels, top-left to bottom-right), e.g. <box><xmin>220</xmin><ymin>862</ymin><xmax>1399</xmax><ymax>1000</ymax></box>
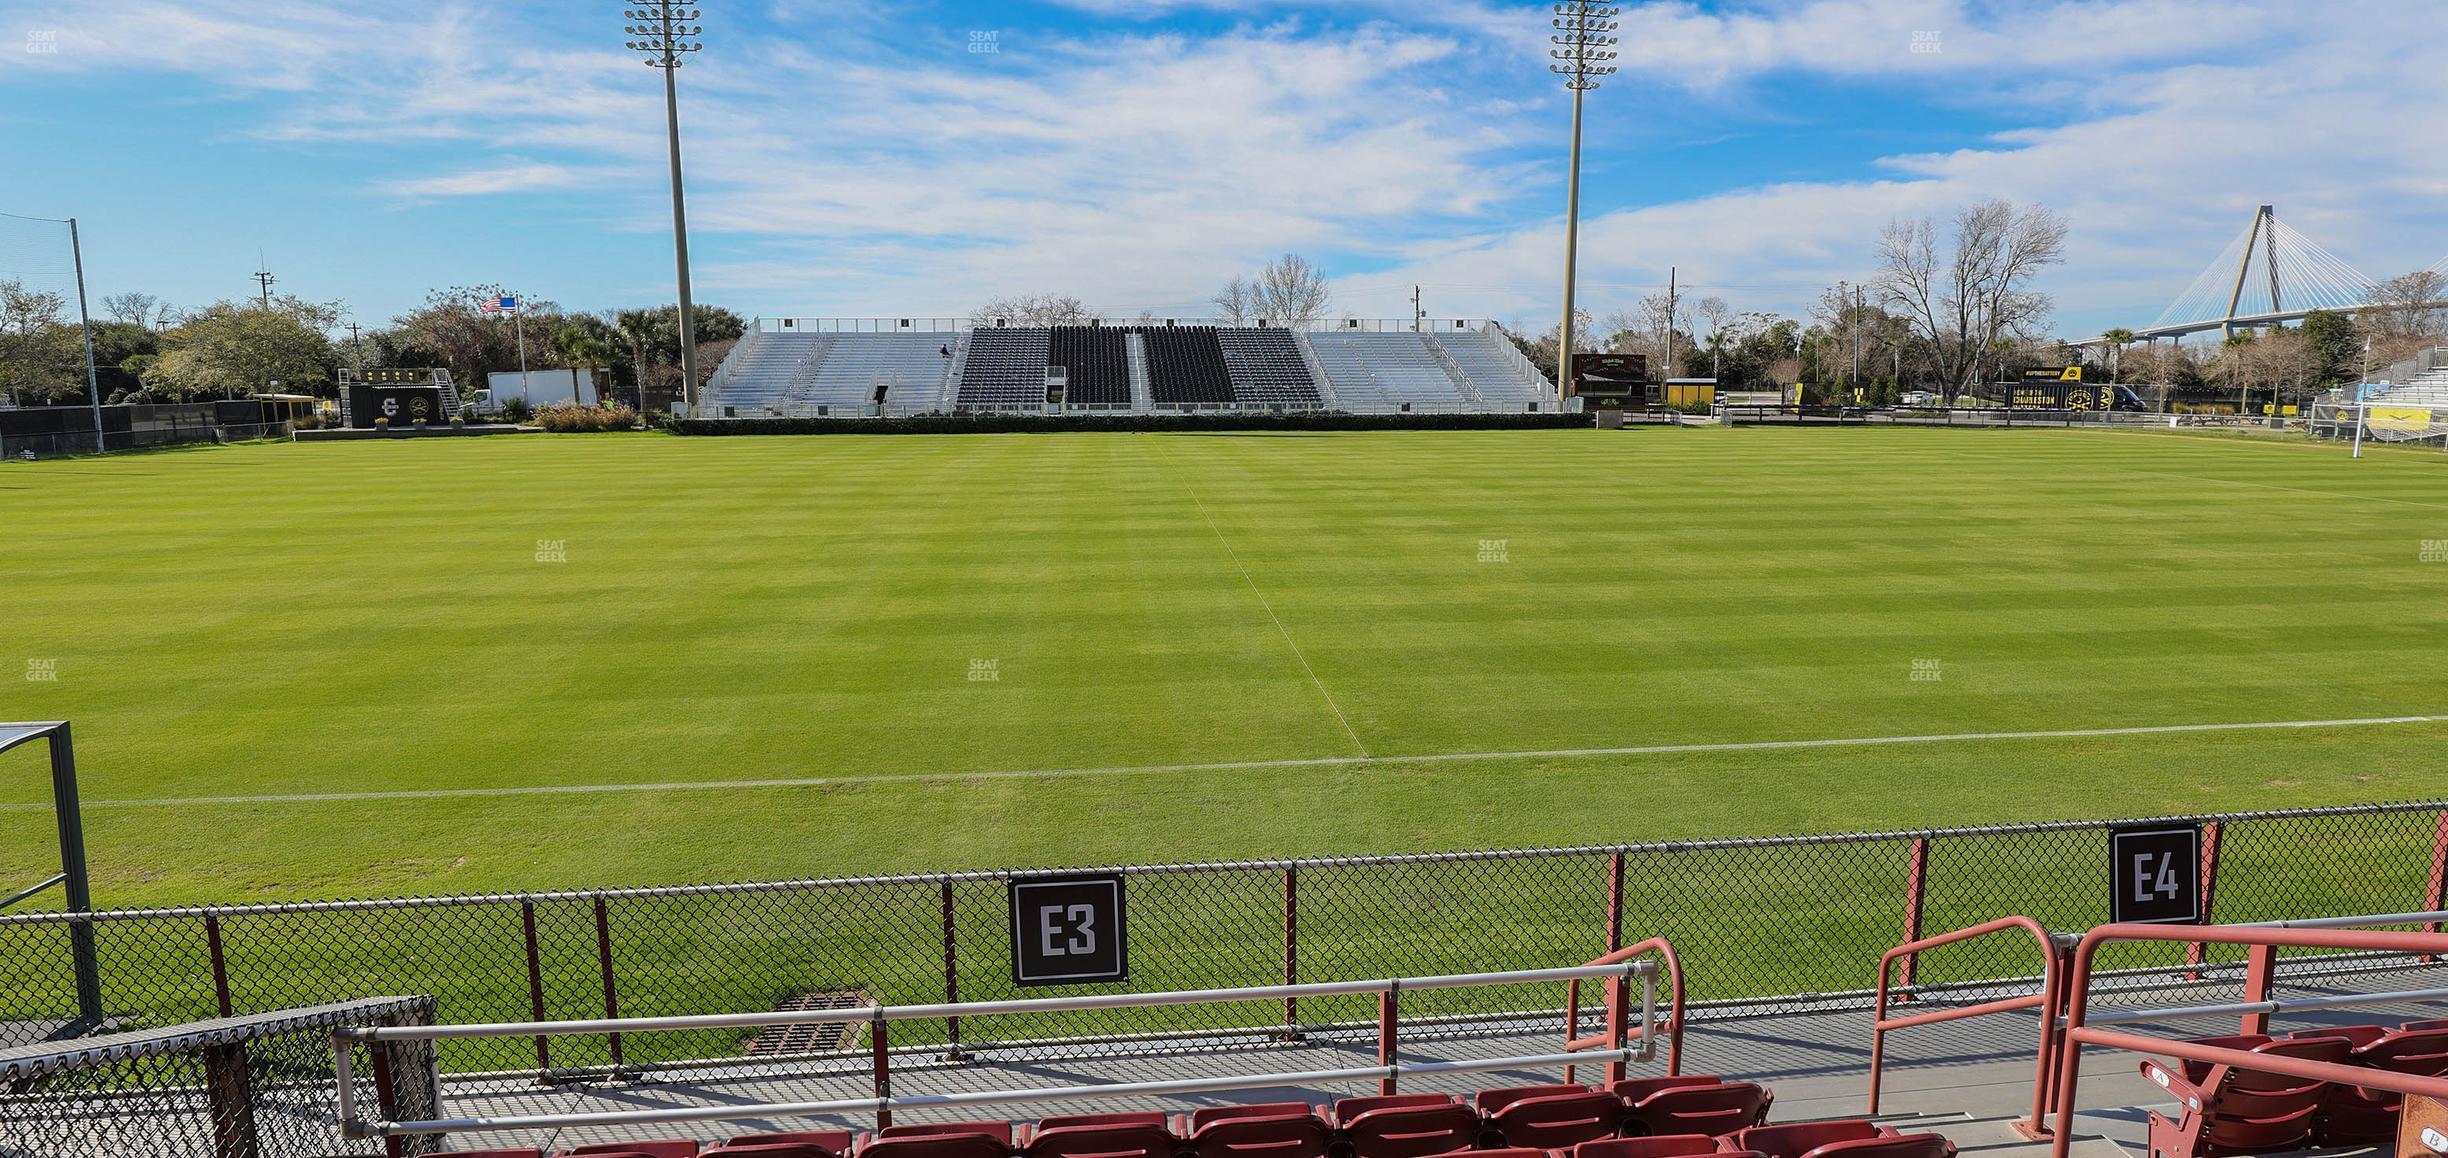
<box><xmin>338</xmin><ymin>960</ymin><xmax>1659</xmax><ymax>1140</ymax></box>
<box><xmin>2045</xmin><ymin>921</ymin><xmax>2448</xmax><ymax>1158</ymax></box>
<box><xmin>1868</xmin><ymin>916</ymin><xmax>2065</xmax><ymax>1131</ymax></box>
<box><xmin>1562</xmin><ymin>937</ymin><xmax>1686</xmax><ymax>1081</ymax></box>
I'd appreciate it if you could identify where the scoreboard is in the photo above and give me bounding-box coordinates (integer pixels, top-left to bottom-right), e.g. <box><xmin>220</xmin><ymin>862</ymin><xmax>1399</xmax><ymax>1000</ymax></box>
<box><xmin>1571</xmin><ymin>352</ymin><xmax>1648</xmax><ymax>408</ymax></box>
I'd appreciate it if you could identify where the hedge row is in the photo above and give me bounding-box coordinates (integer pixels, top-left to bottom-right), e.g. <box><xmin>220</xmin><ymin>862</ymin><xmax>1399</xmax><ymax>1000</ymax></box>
<box><xmin>663</xmin><ymin>412</ymin><xmax>1593</xmax><ymax>436</ymax></box>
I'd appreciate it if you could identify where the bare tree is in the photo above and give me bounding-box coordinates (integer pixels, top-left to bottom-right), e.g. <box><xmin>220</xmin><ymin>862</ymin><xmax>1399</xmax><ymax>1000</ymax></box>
<box><xmin>2363</xmin><ymin>270</ymin><xmax>2447</xmax><ymax>365</ymax></box>
<box><xmin>1875</xmin><ymin>199</ymin><xmax>2068</xmax><ymax>398</ymax></box>
<box><xmin>970</xmin><ymin>293</ymin><xmax>1093</xmax><ymax>328</ymax></box>
<box><xmin>1250</xmin><ymin>254</ymin><xmax>1332</xmax><ymax>326</ymax></box>
<box><xmin>1210</xmin><ymin>276</ymin><xmax>1254</xmax><ymax>326</ymax></box>
<box><xmin>99</xmin><ymin>292</ymin><xmax>169</xmax><ymax>328</ymax></box>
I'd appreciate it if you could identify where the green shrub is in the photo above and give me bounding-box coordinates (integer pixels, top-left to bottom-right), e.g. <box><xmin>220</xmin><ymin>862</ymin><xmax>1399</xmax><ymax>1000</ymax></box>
<box><xmin>535</xmin><ymin>402</ymin><xmax>641</xmax><ymax>433</ymax></box>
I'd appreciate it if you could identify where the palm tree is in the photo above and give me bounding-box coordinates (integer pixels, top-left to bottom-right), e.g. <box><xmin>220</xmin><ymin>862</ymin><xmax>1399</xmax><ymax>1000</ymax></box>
<box><xmin>2101</xmin><ymin>328</ymin><xmax>2136</xmax><ymax>383</ymax></box>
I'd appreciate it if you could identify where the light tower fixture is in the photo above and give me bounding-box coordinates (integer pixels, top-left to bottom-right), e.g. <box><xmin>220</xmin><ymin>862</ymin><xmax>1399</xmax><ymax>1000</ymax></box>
<box><xmin>626</xmin><ymin>4</ymin><xmax>706</xmax><ymax>411</ymax></box>
<box><xmin>1549</xmin><ymin>2</ymin><xmax>1617</xmax><ymax>407</ymax></box>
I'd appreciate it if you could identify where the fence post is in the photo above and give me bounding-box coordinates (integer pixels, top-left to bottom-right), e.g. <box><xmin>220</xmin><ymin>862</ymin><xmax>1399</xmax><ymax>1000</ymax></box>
<box><xmin>592</xmin><ymin>898</ymin><xmax>622</xmax><ymax>1068</ymax></box>
<box><xmin>1376</xmin><ymin>982</ymin><xmax>1399</xmax><ymax>1095</ymax></box>
<box><xmin>1896</xmin><ymin>838</ymin><xmax>1931</xmax><ymax>998</ymax></box>
<box><xmin>941</xmin><ymin>881</ymin><xmax>962</xmax><ymax>1059</ymax></box>
<box><xmin>1606</xmin><ymin>851</ymin><xmax>1625</xmax><ymax>953</ymax></box>
<box><xmin>205</xmin><ymin>913</ymin><xmax>233</xmax><ymax>1018</ymax></box>
<box><xmin>520</xmin><ymin>901</ymin><xmax>550</xmax><ymax>1078</ymax></box>
<box><xmin>2424</xmin><ymin>812</ymin><xmax>2448</xmax><ymax>962</ymax></box>
<box><xmin>203</xmin><ymin>1042</ymin><xmax>259</xmax><ymax>1158</ymax></box>
<box><xmin>2186</xmin><ymin>822</ymin><xmax>2226</xmax><ymax>976</ymax></box>
<box><xmin>1282</xmin><ymin>867</ymin><xmax>1299</xmax><ymax>1039</ymax></box>
<box><xmin>870</xmin><ymin>1012</ymin><xmax>893</xmax><ymax>1130</ymax></box>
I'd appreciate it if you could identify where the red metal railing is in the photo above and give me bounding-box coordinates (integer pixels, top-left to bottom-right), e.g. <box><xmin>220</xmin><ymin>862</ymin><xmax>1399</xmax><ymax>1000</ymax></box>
<box><xmin>1867</xmin><ymin>916</ymin><xmax>2067</xmax><ymax>1135</ymax></box>
<box><xmin>2044</xmin><ymin>921</ymin><xmax>2448</xmax><ymax>1158</ymax></box>
<box><xmin>1563</xmin><ymin>937</ymin><xmax>1685</xmax><ymax>1084</ymax></box>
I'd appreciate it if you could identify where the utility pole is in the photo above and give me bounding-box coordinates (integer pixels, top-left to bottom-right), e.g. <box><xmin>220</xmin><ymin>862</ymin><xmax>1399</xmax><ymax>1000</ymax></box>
<box><xmin>68</xmin><ymin>219</ymin><xmax>103</xmax><ymax>452</ymax></box>
<box><xmin>1662</xmin><ymin>266</ymin><xmax>1676</xmax><ymax>381</ymax></box>
<box><xmin>347</xmin><ymin>323</ymin><xmax>364</xmax><ymax>374</ymax></box>
<box><xmin>1412</xmin><ymin>285</ymin><xmax>1424</xmax><ymax>334</ymax></box>
<box><xmin>252</xmin><ymin>266</ymin><xmax>275</xmax><ymax>309</ymax></box>
<box><xmin>1549</xmin><ymin>2</ymin><xmax>1618</xmax><ymax>406</ymax></box>
<box><xmin>627</xmin><ymin>4</ymin><xmax>705</xmax><ymax>412</ymax></box>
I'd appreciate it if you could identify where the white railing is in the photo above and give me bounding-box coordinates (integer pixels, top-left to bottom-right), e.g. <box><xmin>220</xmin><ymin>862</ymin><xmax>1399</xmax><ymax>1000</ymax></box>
<box><xmin>335</xmin><ymin>960</ymin><xmax>1662</xmax><ymax>1141</ymax></box>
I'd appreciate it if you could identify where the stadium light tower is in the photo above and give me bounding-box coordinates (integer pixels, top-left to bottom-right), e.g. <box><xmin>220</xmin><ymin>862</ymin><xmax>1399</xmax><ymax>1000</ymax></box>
<box><xmin>626</xmin><ymin>3</ymin><xmax>705</xmax><ymax>412</ymax></box>
<box><xmin>1549</xmin><ymin>2</ymin><xmax>1617</xmax><ymax>407</ymax></box>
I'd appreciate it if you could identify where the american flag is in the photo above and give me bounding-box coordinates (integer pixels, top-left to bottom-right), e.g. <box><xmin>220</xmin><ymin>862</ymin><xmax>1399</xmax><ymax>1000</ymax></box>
<box><xmin>478</xmin><ymin>295</ymin><xmax>518</xmax><ymax>316</ymax></box>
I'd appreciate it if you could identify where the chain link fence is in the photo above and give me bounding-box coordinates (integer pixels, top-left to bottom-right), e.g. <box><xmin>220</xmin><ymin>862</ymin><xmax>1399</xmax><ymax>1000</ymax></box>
<box><xmin>0</xmin><ymin>996</ymin><xmax>435</xmax><ymax>1158</ymax></box>
<box><xmin>0</xmin><ymin>803</ymin><xmax>2440</xmax><ymax>1089</ymax></box>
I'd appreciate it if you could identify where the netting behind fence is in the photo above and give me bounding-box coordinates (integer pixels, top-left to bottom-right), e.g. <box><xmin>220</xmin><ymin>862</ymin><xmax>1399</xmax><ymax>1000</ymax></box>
<box><xmin>0</xmin><ymin>803</ymin><xmax>2440</xmax><ymax>1085</ymax></box>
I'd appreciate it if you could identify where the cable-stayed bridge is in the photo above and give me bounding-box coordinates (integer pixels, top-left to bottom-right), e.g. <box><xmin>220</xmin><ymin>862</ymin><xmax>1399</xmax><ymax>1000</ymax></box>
<box><xmin>2089</xmin><ymin>204</ymin><xmax>2445</xmax><ymax>345</ymax></box>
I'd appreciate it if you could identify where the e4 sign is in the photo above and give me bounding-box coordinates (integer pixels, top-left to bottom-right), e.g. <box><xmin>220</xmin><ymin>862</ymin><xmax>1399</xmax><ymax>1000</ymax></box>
<box><xmin>2110</xmin><ymin>825</ymin><xmax>2202</xmax><ymax>925</ymax></box>
<box><xmin>1009</xmin><ymin>873</ymin><xmax>1127</xmax><ymax>986</ymax></box>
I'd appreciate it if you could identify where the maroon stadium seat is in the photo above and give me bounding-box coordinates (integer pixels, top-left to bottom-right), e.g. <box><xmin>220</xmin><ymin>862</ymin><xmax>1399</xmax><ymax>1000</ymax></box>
<box><xmin>563</xmin><ymin>1143</ymin><xmax>700</xmax><ymax>1158</ymax></box>
<box><xmin>1783</xmin><ymin>1136</ymin><xmax>1953</xmax><ymax>1158</ymax></box>
<box><xmin>2285</xmin><ymin>1024</ymin><xmax>2390</xmax><ymax>1048</ymax></box>
<box><xmin>1575</xmin><ymin>1134</ymin><xmax>1723</xmax><ymax>1158</ymax></box>
<box><xmin>1336</xmin><ymin>1100</ymin><xmax>1480</xmax><ymax>1158</ymax></box>
<box><xmin>2404</xmin><ymin>1019</ymin><xmax>2448</xmax><ymax>1032</ymax></box>
<box><xmin>455</xmin><ymin>1151</ymin><xmax>544</xmax><ymax>1158</ymax></box>
<box><xmin>2140</xmin><ymin>1034</ymin><xmax>2354</xmax><ymax>1158</ymax></box>
<box><xmin>2311</xmin><ymin>1027</ymin><xmax>2448</xmax><ymax>1144</ymax></box>
<box><xmin>1476</xmin><ymin>1086</ymin><xmax>1623</xmax><ymax>1149</ymax></box>
<box><xmin>705</xmin><ymin>1147</ymin><xmax>842</xmax><ymax>1158</ymax></box>
<box><xmin>1330</xmin><ymin>1095</ymin><xmax>1452</xmax><ymax>1127</ymax></box>
<box><xmin>1180</xmin><ymin>1105</ymin><xmax>1332</xmax><ymax>1158</ymax></box>
<box><xmin>728</xmin><ymin>1134</ymin><xmax>855</xmax><ymax>1156</ymax></box>
<box><xmin>859</xmin><ymin>1135</ymin><xmax>1015</xmax><ymax>1158</ymax></box>
<box><xmin>1037</xmin><ymin>1114</ymin><xmax>1169</xmax><ymax>1132</ymax></box>
<box><xmin>1728</xmin><ymin>1120</ymin><xmax>1889</xmax><ymax>1158</ymax></box>
<box><xmin>880</xmin><ymin>1124</ymin><xmax>1016</xmax><ymax>1145</ymax></box>
<box><xmin>1626</xmin><ymin>1082</ymin><xmax>1772</xmax><ymax>1137</ymax></box>
<box><xmin>1024</xmin><ymin>1121</ymin><xmax>1179</xmax><ymax>1158</ymax></box>
<box><xmin>1611</xmin><ymin>1076</ymin><xmax>1725</xmax><ymax>1105</ymax></box>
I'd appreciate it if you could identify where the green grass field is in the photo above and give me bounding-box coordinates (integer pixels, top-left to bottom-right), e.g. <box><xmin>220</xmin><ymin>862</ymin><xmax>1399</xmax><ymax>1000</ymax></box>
<box><xmin>6</xmin><ymin>425</ymin><xmax>2448</xmax><ymax>910</ymax></box>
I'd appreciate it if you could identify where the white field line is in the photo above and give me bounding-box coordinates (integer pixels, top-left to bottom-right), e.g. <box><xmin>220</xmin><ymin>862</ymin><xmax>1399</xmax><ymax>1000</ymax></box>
<box><xmin>9</xmin><ymin>714</ymin><xmax>2443</xmax><ymax>811</ymax></box>
<box><xmin>1148</xmin><ymin>438</ymin><xmax>1370</xmax><ymax>757</ymax></box>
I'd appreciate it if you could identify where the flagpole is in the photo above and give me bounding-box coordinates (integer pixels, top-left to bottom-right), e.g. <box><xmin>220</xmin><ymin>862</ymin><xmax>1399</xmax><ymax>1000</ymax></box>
<box><xmin>513</xmin><ymin>301</ymin><xmax>529</xmax><ymax>409</ymax></box>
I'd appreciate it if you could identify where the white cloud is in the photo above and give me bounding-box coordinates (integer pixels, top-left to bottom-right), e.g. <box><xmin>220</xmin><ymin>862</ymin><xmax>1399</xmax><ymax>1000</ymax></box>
<box><xmin>15</xmin><ymin>0</ymin><xmax>2448</xmax><ymax>336</ymax></box>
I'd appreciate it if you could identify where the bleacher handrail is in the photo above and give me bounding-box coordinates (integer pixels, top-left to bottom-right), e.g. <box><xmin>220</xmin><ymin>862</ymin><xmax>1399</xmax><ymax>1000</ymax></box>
<box><xmin>1866</xmin><ymin>916</ymin><xmax>2065</xmax><ymax>1131</ymax></box>
<box><xmin>1561</xmin><ymin>937</ymin><xmax>1685</xmax><ymax>1081</ymax></box>
<box><xmin>2044</xmin><ymin>920</ymin><xmax>2448</xmax><ymax>1158</ymax></box>
<box><xmin>336</xmin><ymin>960</ymin><xmax>1661</xmax><ymax>1140</ymax></box>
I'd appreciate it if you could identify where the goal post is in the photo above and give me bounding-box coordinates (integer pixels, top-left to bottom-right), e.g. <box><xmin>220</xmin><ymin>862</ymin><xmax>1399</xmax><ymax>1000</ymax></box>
<box><xmin>0</xmin><ymin>721</ymin><xmax>100</xmax><ymax>1024</ymax></box>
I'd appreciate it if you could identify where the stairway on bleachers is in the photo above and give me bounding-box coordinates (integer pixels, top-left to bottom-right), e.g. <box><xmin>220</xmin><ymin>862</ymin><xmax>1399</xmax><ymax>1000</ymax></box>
<box><xmin>708</xmin><ymin>332</ymin><xmax>831</xmax><ymax>414</ymax></box>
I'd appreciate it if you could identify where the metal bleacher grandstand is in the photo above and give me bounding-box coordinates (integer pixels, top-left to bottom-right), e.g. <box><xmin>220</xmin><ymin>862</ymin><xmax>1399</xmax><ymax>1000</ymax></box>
<box><xmin>957</xmin><ymin>328</ymin><xmax>1053</xmax><ymax>412</ymax></box>
<box><xmin>705</xmin><ymin>319</ymin><xmax>1556</xmax><ymax>417</ymax></box>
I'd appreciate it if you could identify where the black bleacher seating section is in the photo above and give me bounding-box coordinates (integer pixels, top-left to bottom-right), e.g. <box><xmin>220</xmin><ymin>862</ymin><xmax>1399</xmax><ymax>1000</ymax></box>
<box><xmin>1216</xmin><ymin>328</ymin><xmax>1323</xmax><ymax>408</ymax></box>
<box><xmin>1137</xmin><ymin>326</ymin><xmax>1236</xmax><ymax>407</ymax></box>
<box><xmin>1047</xmin><ymin>327</ymin><xmax>1130</xmax><ymax>407</ymax></box>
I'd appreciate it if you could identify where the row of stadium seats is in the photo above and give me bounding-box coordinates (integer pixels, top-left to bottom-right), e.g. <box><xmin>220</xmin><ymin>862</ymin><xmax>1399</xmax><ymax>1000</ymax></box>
<box><xmin>1143</xmin><ymin>327</ymin><xmax>1235</xmax><ymax>407</ymax></box>
<box><xmin>2144</xmin><ymin>1021</ymin><xmax>2448</xmax><ymax>1158</ymax></box>
<box><xmin>957</xmin><ymin>329</ymin><xmax>1051</xmax><ymax>409</ymax></box>
<box><xmin>1050</xmin><ymin>327</ymin><xmax>1131</xmax><ymax>407</ymax></box>
<box><xmin>454</xmin><ymin>1075</ymin><xmax>1956</xmax><ymax>1158</ymax></box>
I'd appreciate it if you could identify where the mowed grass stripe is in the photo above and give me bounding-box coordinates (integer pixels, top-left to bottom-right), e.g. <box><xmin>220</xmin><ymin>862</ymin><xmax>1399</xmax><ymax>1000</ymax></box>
<box><xmin>5</xmin><ymin>427</ymin><xmax>2446</xmax><ymax>902</ymax></box>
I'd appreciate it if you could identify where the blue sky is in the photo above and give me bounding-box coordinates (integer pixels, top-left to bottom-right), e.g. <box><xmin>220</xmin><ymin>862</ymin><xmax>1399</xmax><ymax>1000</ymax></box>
<box><xmin>5</xmin><ymin>1</ymin><xmax>2448</xmax><ymax>338</ymax></box>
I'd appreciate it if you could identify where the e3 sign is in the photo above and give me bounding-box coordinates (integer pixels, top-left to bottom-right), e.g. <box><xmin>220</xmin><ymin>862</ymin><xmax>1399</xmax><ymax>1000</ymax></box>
<box><xmin>1009</xmin><ymin>873</ymin><xmax>1127</xmax><ymax>987</ymax></box>
<box><xmin>2110</xmin><ymin>824</ymin><xmax>2202</xmax><ymax>925</ymax></box>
